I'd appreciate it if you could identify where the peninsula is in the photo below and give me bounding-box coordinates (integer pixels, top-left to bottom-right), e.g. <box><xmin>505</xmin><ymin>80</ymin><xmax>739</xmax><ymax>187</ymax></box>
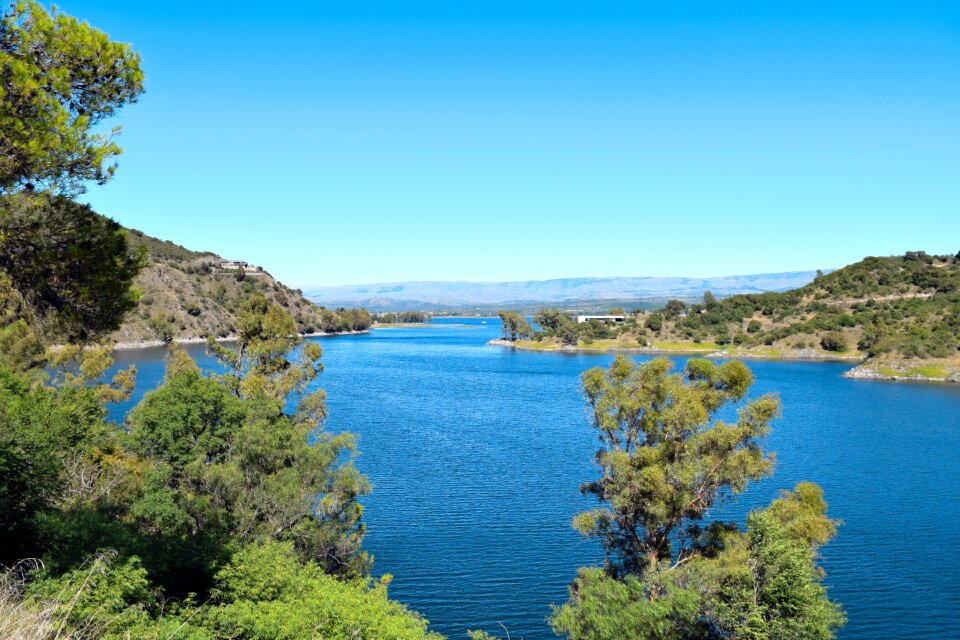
<box><xmin>491</xmin><ymin>252</ymin><xmax>960</xmax><ymax>383</ymax></box>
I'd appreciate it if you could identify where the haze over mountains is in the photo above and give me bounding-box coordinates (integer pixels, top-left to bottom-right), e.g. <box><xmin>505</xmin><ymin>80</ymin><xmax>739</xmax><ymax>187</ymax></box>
<box><xmin>303</xmin><ymin>271</ymin><xmax>821</xmax><ymax>311</ymax></box>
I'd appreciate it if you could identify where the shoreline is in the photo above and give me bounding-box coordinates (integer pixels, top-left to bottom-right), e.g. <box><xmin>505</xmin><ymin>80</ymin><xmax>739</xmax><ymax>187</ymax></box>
<box><xmin>486</xmin><ymin>338</ymin><xmax>863</xmax><ymax>362</ymax></box>
<box><xmin>109</xmin><ymin>329</ymin><xmax>371</xmax><ymax>351</ymax></box>
<box><xmin>842</xmin><ymin>362</ymin><xmax>960</xmax><ymax>383</ymax></box>
<box><xmin>487</xmin><ymin>338</ymin><xmax>959</xmax><ymax>384</ymax></box>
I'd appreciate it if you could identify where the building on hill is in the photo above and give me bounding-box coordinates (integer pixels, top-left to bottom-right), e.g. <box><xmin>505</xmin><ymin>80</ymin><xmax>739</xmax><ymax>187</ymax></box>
<box><xmin>218</xmin><ymin>259</ymin><xmax>263</xmax><ymax>274</ymax></box>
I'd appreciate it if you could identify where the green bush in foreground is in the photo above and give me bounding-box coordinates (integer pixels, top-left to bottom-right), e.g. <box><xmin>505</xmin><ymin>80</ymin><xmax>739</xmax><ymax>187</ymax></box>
<box><xmin>19</xmin><ymin>542</ymin><xmax>441</xmax><ymax>640</ymax></box>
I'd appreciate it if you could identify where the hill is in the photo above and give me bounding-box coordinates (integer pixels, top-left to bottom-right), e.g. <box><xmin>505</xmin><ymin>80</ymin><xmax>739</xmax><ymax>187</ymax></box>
<box><xmin>303</xmin><ymin>271</ymin><xmax>820</xmax><ymax>311</ymax></box>
<box><xmin>513</xmin><ymin>252</ymin><xmax>960</xmax><ymax>381</ymax></box>
<box><xmin>110</xmin><ymin>228</ymin><xmax>371</xmax><ymax>345</ymax></box>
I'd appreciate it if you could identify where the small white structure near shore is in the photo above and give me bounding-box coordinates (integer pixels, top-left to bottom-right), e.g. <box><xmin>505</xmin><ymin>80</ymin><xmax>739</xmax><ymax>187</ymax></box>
<box><xmin>576</xmin><ymin>314</ymin><xmax>625</xmax><ymax>324</ymax></box>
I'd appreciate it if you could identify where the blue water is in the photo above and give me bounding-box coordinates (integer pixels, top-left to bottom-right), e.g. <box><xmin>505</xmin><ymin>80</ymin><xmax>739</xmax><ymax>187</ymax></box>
<box><xmin>107</xmin><ymin>318</ymin><xmax>960</xmax><ymax>639</ymax></box>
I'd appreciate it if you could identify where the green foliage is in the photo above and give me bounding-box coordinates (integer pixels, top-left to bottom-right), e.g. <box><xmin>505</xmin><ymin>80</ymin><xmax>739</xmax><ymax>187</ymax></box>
<box><xmin>576</xmin><ymin>356</ymin><xmax>777</xmax><ymax>575</ymax></box>
<box><xmin>374</xmin><ymin>311</ymin><xmax>429</xmax><ymax>323</ymax></box>
<box><xmin>200</xmin><ymin>542</ymin><xmax>442</xmax><ymax>639</ymax></box>
<box><xmin>1</xmin><ymin>292</ymin><xmax>377</xmax><ymax>621</ymax></box>
<box><xmin>0</xmin><ymin>1</ymin><xmax>144</xmax><ymax>195</ymax></box>
<box><xmin>819</xmin><ymin>332</ymin><xmax>847</xmax><ymax>352</ymax></box>
<box><xmin>644</xmin><ymin>313</ymin><xmax>663</xmax><ymax>332</ymax></box>
<box><xmin>17</xmin><ymin>542</ymin><xmax>442</xmax><ymax>640</ymax></box>
<box><xmin>642</xmin><ymin>253</ymin><xmax>960</xmax><ymax>360</ymax></box>
<box><xmin>553</xmin><ymin>357</ymin><xmax>844</xmax><ymax>639</ymax></box>
<box><xmin>664</xmin><ymin>299</ymin><xmax>686</xmax><ymax>319</ymax></box>
<box><xmin>551</xmin><ymin>485</ymin><xmax>844</xmax><ymax>640</ymax></box>
<box><xmin>498</xmin><ymin>310</ymin><xmax>533</xmax><ymax>341</ymax></box>
<box><xmin>0</xmin><ymin>194</ymin><xmax>144</xmax><ymax>342</ymax></box>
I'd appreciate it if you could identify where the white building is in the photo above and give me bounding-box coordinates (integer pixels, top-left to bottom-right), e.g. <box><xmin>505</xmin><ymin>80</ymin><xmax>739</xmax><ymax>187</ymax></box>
<box><xmin>576</xmin><ymin>314</ymin><xmax>625</xmax><ymax>324</ymax></box>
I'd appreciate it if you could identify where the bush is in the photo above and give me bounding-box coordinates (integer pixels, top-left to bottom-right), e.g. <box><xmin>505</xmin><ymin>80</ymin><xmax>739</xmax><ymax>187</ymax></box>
<box><xmin>820</xmin><ymin>332</ymin><xmax>847</xmax><ymax>352</ymax></box>
<box><xmin>747</xmin><ymin>320</ymin><xmax>762</xmax><ymax>333</ymax></box>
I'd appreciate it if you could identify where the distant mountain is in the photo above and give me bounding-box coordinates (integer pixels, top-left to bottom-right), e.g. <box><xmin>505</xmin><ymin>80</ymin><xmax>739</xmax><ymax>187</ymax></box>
<box><xmin>302</xmin><ymin>272</ymin><xmax>821</xmax><ymax>311</ymax></box>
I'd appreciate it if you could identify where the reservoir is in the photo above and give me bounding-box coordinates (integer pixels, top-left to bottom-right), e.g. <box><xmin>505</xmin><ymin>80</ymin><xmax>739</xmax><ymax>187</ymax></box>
<box><xmin>107</xmin><ymin>318</ymin><xmax>960</xmax><ymax>639</ymax></box>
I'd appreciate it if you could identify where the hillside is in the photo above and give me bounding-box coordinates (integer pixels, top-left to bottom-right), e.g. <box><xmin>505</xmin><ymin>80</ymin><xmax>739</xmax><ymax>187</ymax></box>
<box><xmin>110</xmin><ymin>228</ymin><xmax>371</xmax><ymax>345</ymax></box>
<box><xmin>514</xmin><ymin>252</ymin><xmax>960</xmax><ymax>381</ymax></box>
<box><xmin>303</xmin><ymin>271</ymin><xmax>820</xmax><ymax>311</ymax></box>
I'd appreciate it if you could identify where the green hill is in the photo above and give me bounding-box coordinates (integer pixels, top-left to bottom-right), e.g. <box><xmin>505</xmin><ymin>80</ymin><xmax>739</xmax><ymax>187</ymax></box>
<box><xmin>516</xmin><ymin>252</ymin><xmax>960</xmax><ymax>381</ymax></box>
<box><xmin>112</xmin><ymin>228</ymin><xmax>371</xmax><ymax>345</ymax></box>
<box><xmin>663</xmin><ymin>251</ymin><xmax>959</xmax><ymax>359</ymax></box>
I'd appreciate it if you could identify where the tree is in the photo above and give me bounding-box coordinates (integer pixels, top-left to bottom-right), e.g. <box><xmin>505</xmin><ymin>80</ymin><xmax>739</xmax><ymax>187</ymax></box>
<box><xmin>498</xmin><ymin>311</ymin><xmax>532</xmax><ymax>341</ymax></box>
<box><xmin>551</xmin><ymin>356</ymin><xmax>844</xmax><ymax>638</ymax></box>
<box><xmin>534</xmin><ymin>307</ymin><xmax>566</xmax><ymax>334</ymax></box>
<box><xmin>0</xmin><ymin>194</ymin><xmax>144</xmax><ymax>342</ymax></box>
<box><xmin>574</xmin><ymin>356</ymin><xmax>777</xmax><ymax>575</ymax></box>
<box><xmin>551</xmin><ymin>484</ymin><xmax>845</xmax><ymax>640</ymax></box>
<box><xmin>0</xmin><ymin>2</ymin><xmax>144</xmax><ymax>195</ymax></box>
<box><xmin>644</xmin><ymin>313</ymin><xmax>663</xmax><ymax>332</ymax></box>
<box><xmin>664</xmin><ymin>299</ymin><xmax>686</xmax><ymax>319</ymax></box>
<box><xmin>703</xmin><ymin>290</ymin><xmax>718</xmax><ymax>308</ymax></box>
<box><xmin>747</xmin><ymin>319</ymin><xmax>762</xmax><ymax>334</ymax></box>
<box><xmin>715</xmin><ymin>326</ymin><xmax>732</xmax><ymax>345</ymax></box>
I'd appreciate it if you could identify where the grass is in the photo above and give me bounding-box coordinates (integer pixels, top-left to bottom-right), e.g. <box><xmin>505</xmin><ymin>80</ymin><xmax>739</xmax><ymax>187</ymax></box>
<box><xmin>652</xmin><ymin>341</ymin><xmax>721</xmax><ymax>352</ymax></box>
<box><xmin>577</xmin><ymin>339</ymin><xmax>646</xmax><ymax>350</ymax></box>
<box><xmin>877</xmin><ymin>365</ymin><xmax>949</xmax><ymax>379</ymax></box>
<box><xmin>513</xmin><ymin>339</ymin><xmax>561</xmax><ymax>351</ymax></box>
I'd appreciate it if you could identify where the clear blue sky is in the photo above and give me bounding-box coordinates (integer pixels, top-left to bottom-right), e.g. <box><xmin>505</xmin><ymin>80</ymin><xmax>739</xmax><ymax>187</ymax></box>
<box><xmin>64</xmin><ymin>1</ymin><xmax>959</xmax><ymax>286</ymax></box>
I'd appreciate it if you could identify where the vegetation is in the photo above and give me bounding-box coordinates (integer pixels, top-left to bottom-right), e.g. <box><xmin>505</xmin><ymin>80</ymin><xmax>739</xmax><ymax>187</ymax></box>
<box><xmin>0</xmin><ymin>280</ymin><xmax>443</xmax><ymax>637</ymax></box>
<box><xmin>511</xmin><ymin>253</ymin><xmax>960</xmax><ymax>380</ymax></box>
<box><xmin>113</xmin><ymin>226</ymin><xmax>372</xmax><ymax>344</ymax></box>
<box><xmin>651</xmin><ymin>252</ymin><xmax>960</xmax><ymax>360</ymax></box>
<box><xmin>0</xmin><ymin>2</ymin><xmax>144</xmax><ymax>196</ymax></box>
<box><xmin>497</xmin><ymin>310</ymin><xmax>533</xmax><ymax>341</ymax></box>
<box><xmin>0</xmin><ymin>5</ymin><xmax>435</xmax><ymax>638</ymax></box>
<box><xmin>0</xmin><ymin>194</ymin><xmax>144</xmax><ymax>342</ymax></box>
<box><xmin>0</xmin><ymin>4</ymin><xmax>854</xmax><ymax>639</ymax></box>
<box><xmin>550</xmin><ymin>356</ymin><xmax>844</xmax><ymax>639</ymax></box>
<box><xmin>374</xmin><ymin>311</ymin><xmax>430</xmax><ymax>324</ymax></box>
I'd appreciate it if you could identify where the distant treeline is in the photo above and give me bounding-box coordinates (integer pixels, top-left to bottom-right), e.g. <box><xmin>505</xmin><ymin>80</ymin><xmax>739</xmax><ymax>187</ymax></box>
<box><xmin>374</xmin><ymin>311</ymin><xmax>430</xmax><ymax>323</ymax></box>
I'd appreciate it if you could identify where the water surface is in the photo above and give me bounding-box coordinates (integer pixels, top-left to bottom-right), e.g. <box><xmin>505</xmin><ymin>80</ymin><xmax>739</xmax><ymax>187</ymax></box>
<box><xmin>108</xmin><ymin>319</ymin><xmax>960</xmax><ymax>639</ymax></box>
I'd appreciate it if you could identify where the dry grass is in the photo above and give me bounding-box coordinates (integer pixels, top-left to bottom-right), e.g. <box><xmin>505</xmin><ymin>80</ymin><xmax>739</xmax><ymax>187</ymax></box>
<box><xmin>0</xmin><ymin>560</ymin><xmax>71</xmax><ymax>640</ymax></box>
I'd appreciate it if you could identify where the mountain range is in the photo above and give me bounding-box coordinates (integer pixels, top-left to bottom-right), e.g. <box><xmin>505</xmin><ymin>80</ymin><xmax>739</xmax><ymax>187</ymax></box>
<box><xmin>302</xmin><ymin>271</ymin><xmax>822</xmax><ymax>311</ymax></box>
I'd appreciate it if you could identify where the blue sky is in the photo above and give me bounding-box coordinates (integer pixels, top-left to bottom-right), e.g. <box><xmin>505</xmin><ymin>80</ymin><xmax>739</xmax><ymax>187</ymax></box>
<box><xmin>64</xmin><ymin>1</ymin><xmax>959</xmax><ymax>286</ymax></box>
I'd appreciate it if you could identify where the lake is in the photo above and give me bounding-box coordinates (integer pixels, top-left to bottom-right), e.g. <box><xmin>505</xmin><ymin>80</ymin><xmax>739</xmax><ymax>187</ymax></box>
<box><xmin>107</xmin><ymin>318</ymin><xmax>960</xmax><ymax>639</ymax></box>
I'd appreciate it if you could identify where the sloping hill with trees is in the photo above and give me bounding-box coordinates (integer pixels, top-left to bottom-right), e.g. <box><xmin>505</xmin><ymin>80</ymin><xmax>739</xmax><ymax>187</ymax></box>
<box><xmin>506</xmin><ymin>252</ymin><xmax>960</xmax><ymax>381</ymax></box>
<box><xmin>112</xmin><ymin>227</ymin><xmax>371</xmax><ymax>345</ymax></box>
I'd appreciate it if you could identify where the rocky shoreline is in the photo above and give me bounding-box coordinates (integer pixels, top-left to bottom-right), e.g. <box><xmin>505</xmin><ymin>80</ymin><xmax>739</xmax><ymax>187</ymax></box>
<box><xmin>842</xmin><ymin>364</ymin><xmax>960</xmax><ymax>383</ymax></box>
<box><xmin>110</xmin><ymin>329</ymin><xmax>371</xmax><ymax>351</ymax></box>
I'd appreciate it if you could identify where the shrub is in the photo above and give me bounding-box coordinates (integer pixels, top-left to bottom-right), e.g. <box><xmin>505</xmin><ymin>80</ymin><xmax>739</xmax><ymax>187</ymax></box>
<box><xmin>820</xmin><ymin>332</ymin><xmax>847</xmax><ymax>352</ymax></box>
